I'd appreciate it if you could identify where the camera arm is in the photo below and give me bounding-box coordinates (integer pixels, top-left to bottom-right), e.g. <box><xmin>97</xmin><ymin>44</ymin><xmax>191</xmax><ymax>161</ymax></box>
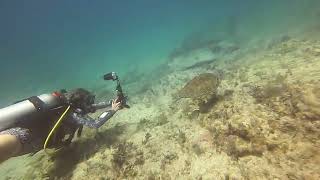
<box><xmin>103</xmin><ymin>72</ymin><xmax>130</xmax><ymax>108</ymax></box>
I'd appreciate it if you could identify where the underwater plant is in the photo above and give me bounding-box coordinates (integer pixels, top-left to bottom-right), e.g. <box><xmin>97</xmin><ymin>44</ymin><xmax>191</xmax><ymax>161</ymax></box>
<box><xmin>160</xmin><ymin>151</ymin><xmax>178</xmax><ymax>170</ymax></box>
<box><xmin>112</xmin><ymin>141</ymin><xmax>134</xmax><ymax>169</ymax></box>
<box><xmin>110</xmin><ymin>140</ymin><xmax>146</xmax><ymax>178</ymax></box>
<box><xmin>142</xmin><ymin>132</ymin><xmax>152</xmax><ymax>145</ymax></box>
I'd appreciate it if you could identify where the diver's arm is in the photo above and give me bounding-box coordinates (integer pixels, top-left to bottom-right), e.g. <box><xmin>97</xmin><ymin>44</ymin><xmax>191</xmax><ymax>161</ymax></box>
<box><xmin>91</xmin><ymin>100</ymin><xmax>112</xmax><ymax>110</ymax></box>
<box><xmin>71</xmin><ymin>100</ymin><xmax>121</xmax><ymax>129</ymax></box>
<box><xmin>71</xmin><ymin>110</ymin><xmax>116</xmax><ymax>129</ymax></box>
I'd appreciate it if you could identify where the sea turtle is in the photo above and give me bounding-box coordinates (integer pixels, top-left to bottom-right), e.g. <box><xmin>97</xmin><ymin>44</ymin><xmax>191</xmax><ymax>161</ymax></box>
<box><xmin>176</xmin><ymin>73</ymin><xmax>220</xmax><ymax>103</ymax></box>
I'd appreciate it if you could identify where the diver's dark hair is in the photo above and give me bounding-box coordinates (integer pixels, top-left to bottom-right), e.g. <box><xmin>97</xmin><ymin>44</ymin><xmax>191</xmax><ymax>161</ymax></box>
<box><xmin>65</xmin><ymin>88</ymin><xmax>96</xmax><ymax>113</ymax></box>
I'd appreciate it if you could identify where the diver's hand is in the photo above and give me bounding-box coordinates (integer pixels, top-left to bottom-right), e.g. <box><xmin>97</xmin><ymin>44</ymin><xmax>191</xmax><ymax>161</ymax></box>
<box><xmin>111</xmin><ymin>99</ymin><xmax>122</xmax><ymax>111</ymax></box>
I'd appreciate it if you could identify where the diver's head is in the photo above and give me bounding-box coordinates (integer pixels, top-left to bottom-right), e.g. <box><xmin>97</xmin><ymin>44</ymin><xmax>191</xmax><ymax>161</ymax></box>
<box><xmin>64</xmin><ymin>88</ymin><xmax>95</xmax><ymax>114</ymax></box>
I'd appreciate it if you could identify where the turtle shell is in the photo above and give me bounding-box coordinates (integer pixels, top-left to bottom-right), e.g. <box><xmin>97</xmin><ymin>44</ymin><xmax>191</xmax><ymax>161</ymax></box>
<box><xmin>177</xmin><ymin>73</ymin><xmax>220</xmax><ymax>101</ymax></box>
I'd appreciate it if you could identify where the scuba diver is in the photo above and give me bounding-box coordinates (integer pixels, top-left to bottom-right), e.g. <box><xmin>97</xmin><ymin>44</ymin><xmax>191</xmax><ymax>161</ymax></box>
<box><xmin>0</xmin><ymin>72</ymin><xmax>129</xmax><ymax>163</ymax></box>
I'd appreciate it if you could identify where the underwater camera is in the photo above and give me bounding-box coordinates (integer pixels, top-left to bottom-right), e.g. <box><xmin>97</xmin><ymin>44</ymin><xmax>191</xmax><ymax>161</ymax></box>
<box><xmin>103</xmin><ymin>72</ymin><xmax>130</xmax><ymax>108</ymax></box>
<box><xmin>104</xmin><ymin>72</ymin><xmax>118</xmax><ymax>81</ymax></box>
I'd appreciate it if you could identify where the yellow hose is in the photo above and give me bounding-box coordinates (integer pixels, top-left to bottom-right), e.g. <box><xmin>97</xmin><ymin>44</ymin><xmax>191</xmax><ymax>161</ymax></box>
<box><xmin>43</xmin><ymin>105</ymin><xmax>71</xmax><ymax>152</ymax></box>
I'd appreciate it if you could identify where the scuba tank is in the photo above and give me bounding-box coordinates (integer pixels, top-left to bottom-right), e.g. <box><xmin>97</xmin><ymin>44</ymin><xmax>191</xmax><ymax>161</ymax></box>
<box><xmin>0</xmin><ymin>92</ymin><xmax>67</xmax><ymax>131</ymax></box>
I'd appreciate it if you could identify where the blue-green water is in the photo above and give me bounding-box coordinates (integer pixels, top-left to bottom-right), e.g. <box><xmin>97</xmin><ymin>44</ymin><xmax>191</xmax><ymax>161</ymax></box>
<box><xmin>0</xmin><ymin>0</ymin><xmax>319</xmax><ymax>106</ymax></box>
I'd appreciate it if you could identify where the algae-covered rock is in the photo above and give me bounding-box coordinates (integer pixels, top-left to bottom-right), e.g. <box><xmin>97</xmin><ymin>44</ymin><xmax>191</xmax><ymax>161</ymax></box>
<box><xmin>111</xmin><ymin>141</ymin><xmax>145</xmax><ymax>178</ymax></box>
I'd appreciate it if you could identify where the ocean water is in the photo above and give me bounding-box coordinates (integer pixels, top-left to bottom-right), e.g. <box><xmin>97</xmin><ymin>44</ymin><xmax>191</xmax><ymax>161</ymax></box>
<box><xmin>0</xmin><ymin>0</ymin><xmax>320</xmax><ymax>179</ymax></box>
<box><xmin>1</xmin><ymin>0</ymin><xmax>318</xmax><ymax>107</ymax></box>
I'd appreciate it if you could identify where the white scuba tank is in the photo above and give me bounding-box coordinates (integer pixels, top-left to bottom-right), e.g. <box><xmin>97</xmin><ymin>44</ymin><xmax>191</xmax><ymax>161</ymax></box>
<box><xmin>0</xmin><ymin>93</ymin><xmax>64</xmax><ymax>131</ymax></box>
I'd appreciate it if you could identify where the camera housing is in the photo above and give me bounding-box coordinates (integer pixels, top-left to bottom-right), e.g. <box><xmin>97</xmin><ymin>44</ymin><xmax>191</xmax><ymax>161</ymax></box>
<box><xmin>103</xmin><ymin>72</ymin><xmax>118</xmax><ymax>81</ymax></box>
<box><xmin>103</xmin><ymin>72</ymin><xmax>130</xmax><ymax>108</ymax></box>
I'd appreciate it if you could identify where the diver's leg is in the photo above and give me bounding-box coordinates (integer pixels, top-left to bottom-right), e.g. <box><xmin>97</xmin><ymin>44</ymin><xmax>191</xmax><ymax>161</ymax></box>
<box><xmin>0</xmin><ymin>127</ymin><xmax>30</xmax><ymax>163</ymax></box>
<box><xmin>0</xmin><ymin>134</ymin><xmax>22</xmax><ymax>163</ymax></box>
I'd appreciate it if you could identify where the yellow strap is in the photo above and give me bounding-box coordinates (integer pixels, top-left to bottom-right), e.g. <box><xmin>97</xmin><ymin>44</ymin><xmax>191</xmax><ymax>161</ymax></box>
<box><xmin>43</xmin><ymin>105</ymin><xmax>71</xmax><ymax>151</ymax></box>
